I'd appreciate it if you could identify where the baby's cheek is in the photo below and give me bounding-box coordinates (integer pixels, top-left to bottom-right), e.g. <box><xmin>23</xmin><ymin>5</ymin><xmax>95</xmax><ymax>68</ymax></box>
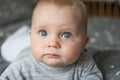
<box><xmin>63</xmin><ymin>44</ymin><xmax>81</xmax><ymax>56</ymax></box>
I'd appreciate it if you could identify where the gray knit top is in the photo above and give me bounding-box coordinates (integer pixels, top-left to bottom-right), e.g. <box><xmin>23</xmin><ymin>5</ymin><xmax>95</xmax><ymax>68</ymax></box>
<box><xmin>0</xmin><ymin>51</ymin><xmax>103</xmax><ymax>80</ymax></box>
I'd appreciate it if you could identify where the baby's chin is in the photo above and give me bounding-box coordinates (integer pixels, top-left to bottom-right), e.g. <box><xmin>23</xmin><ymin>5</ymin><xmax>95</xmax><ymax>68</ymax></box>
<box><xmin>42</xmin><ymin>59</ymin><xmax>67</xmax><ymax>68</ymax></box>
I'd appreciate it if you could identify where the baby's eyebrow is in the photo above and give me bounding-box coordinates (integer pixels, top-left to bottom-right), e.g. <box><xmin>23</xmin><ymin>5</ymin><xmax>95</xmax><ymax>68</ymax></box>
<box><xmin>60</xmin><ymin>28</ymin><xmax>78</xmax><ymax>34</ymax></box>
<box><xmin>33</xmin><ymin>25</ymin><xmax>46</xmax><ymax>30</ymax></box>
<box><xmin>61</xmin><ymin>27</ymin><xmax>75</xmax><ymax>31</ymax></box>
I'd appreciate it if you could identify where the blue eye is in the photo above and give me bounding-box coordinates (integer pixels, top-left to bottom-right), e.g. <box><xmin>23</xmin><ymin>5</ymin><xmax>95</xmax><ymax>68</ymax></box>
<box><xmin>39</xmin><ymin>30</ymin><xmax>47</xmax><ymax>36</ymax></box>
<box><xmin>62</xmin><ymin>32</ymin><xmax>71</xmax><ymax>38</ymax></box>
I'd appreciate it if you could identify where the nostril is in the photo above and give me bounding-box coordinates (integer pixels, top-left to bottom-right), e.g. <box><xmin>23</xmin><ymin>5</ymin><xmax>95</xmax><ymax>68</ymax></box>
<box><xmin>48</xmin><ymin>42</ymin><xmax>60</xmax><ymax>48</ymax></box>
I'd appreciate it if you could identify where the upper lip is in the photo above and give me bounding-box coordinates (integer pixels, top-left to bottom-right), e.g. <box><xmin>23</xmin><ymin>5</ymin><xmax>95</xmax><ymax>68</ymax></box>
<box><xmin>43</xmin><ymin>49</ymin><xmax>59</xmax><ymax>56</ymax></box>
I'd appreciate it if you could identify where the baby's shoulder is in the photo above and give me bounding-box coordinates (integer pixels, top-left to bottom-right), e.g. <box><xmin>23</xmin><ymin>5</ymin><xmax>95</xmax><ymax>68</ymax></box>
<box><xmin>76</xmin><ymin>53</ymin><xmax>96</xmax><ymax>69</ymax></box>
<box><xmin>8</xmin><ymin>55</ymin><xmax>33</xmax><ymax>71</ymax></box>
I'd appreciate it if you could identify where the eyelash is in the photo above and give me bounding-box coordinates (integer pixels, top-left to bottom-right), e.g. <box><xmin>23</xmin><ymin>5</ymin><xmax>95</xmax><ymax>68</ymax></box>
<box><xmin>39</xmin><ymin>30</ymin><xmax>72</xmax><ymax>38</ymax></box>
<box><xmin>62</xmin><ymin>32</ymin><xmax>72</xmax><ymax>38</ymax></box>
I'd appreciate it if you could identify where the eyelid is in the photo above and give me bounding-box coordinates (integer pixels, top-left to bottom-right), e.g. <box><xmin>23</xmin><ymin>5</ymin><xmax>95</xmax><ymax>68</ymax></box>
<box><xmin>38</xmin><ymin>29</ymin><xmax>46</xmax><ymax>33</ymax></box>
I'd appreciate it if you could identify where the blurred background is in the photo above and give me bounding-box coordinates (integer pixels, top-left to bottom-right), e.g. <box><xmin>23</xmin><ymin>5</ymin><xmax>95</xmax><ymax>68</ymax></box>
<box><xmin>0</xmin><ymin>0</ymin><xmax>120</xmax><ymax>80</ymax></box>
<box><xmin>84</xmin><ymin>0</ymin><xmax>120</xmax><ymax>17</ymax></box>
<box><xmin>83</xmin><ymin>0</ymin><xmax>120</xmax><ymax>50</ymax></box>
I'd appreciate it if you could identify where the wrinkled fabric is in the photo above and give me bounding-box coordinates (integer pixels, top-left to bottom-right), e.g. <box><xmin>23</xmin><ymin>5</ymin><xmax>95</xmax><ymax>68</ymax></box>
<box><xmin>0</xmin><ymin>50</ymin><xmax>103</xmax><ymax>80</ymax></box>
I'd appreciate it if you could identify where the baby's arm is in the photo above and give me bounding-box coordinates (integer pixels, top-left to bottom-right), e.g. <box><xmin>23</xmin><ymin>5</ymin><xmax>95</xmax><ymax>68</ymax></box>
<box><xmin>0</xmin><ymin>63</ymin><xmax>24</xmax><ymax>80</ymax></box>
<box><xmin>79</xmin><ymin>54</ymin><xmax>103</xmax><ymax>80</ymax></box>
<box><xmin>80</xmin><ymin>64</ymin><xmax>103</xmax><ymax>80</ymax></box>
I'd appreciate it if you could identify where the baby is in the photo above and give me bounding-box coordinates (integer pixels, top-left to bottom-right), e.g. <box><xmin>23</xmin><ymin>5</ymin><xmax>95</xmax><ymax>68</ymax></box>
<box><xmin>0</xmin><ymin>0</ymin><xmax>103</xmax><ymax>80</ymax></box>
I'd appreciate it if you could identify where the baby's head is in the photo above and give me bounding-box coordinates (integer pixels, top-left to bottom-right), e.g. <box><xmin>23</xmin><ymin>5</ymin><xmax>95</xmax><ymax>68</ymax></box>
<box><xmin>30</xmin><ymin>0</ymin><xmax>89</xmax><ymax>67</ymax></box>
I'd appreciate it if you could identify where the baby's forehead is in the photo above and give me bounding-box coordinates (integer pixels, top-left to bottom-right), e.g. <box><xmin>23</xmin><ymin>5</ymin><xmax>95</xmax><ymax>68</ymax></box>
<box><xmin>32</xmin><ymin>3</ymin><xmax>82</xmax><ymax>22</ymax></box>
<box><xmin>32</xmin><ymin>3</ymin><xmax>81</xmax><ymax>21</ymax></box>
<box><xmin>33</xmin><ymin>2</ymin><xmax>82</xmax><ymax>15</ymax></box>
<box><xmin>32</xmin><ymin>3</ymin><xmax>84</xmax><ymax>29</ymax></box>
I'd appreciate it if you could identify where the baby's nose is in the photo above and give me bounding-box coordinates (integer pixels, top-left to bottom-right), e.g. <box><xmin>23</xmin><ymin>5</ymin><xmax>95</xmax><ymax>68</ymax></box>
<box><xmin>48</xmin><ymin>41</ymin><xmax>61</xmax><ymax>48</ymax></box>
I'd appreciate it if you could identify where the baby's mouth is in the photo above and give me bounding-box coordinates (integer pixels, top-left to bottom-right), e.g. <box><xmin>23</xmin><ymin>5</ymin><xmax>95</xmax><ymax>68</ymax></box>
<box><xmin>45</xmin><ymin>53</ymin><xmax>60</xmax><ymax>58</ymax></box>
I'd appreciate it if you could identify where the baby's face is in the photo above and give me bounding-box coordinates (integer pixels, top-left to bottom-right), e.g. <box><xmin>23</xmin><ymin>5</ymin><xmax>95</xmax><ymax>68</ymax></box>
<box><xmin>30</xmin><ymin>3</ymin><xmax>88</xmax><ymax>67</ymax></box>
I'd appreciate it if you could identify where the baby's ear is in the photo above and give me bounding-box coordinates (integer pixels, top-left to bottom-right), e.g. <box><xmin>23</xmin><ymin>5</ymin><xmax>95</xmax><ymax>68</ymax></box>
<box><xmin>29</xmin><ymin>29</ymin><xmax>32</xmax><ymax>36</ymax></box>
<box><xmin>85</xmin><ymin>35</ymin><xmax>89</xmax><ymax>44</ymax></box>
<box><xmin>82</xmin><ymin>35</ymin><xmax>89</xmax><ymax>52</ymax></box>
<box><xmin>84</xmin><ymin>35</ymin><xmax>89</xmax><ymax>47</ymax></box>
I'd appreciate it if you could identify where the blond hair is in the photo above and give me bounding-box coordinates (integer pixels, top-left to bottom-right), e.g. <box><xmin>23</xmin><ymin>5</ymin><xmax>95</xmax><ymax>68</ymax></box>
<box><xmin>32</xmin><ymin>0</ymin><xmax>87</xmax><ymax>34</ymax></box>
